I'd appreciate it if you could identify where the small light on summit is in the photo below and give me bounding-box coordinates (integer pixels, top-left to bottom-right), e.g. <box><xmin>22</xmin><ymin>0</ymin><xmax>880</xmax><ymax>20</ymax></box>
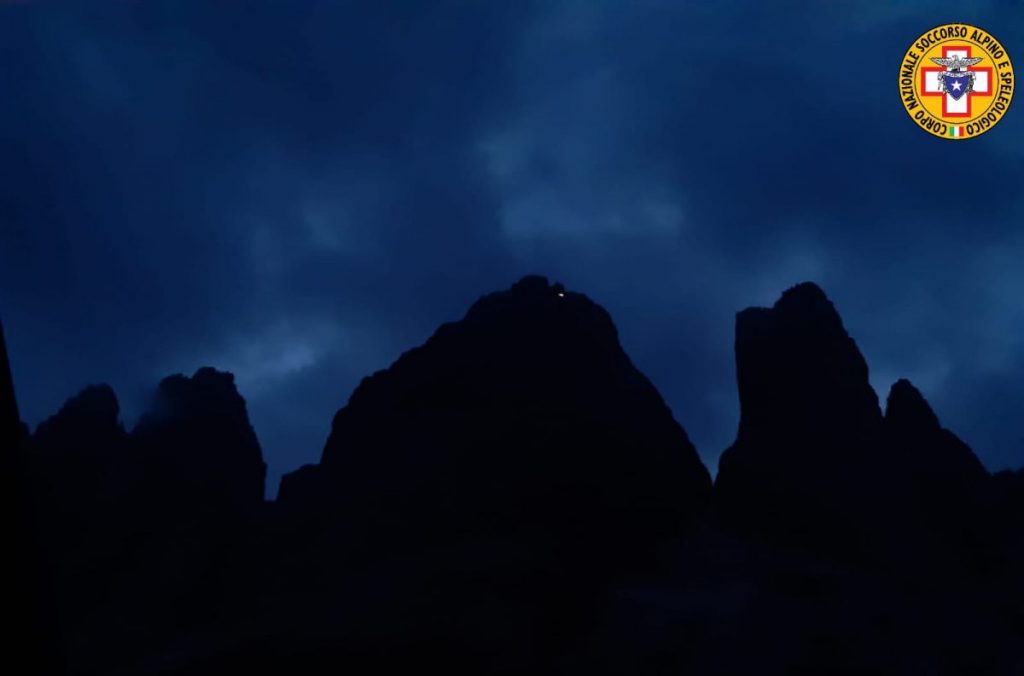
<box><xmin>557</xmin><ymin>291</ymin><xmax>565</xmax><ymax>298</ymax></box>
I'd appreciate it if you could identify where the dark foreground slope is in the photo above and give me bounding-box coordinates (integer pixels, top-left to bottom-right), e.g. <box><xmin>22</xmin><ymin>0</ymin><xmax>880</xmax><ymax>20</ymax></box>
<box><xmin>10</xmin><ymin>278</ymin><xmax>1024</xmax><ymax>675</ymax></box>
<box><xmin>2</xmin><ymin>320</ymin><xmax>57</xmax><ymax>675</ymax></box>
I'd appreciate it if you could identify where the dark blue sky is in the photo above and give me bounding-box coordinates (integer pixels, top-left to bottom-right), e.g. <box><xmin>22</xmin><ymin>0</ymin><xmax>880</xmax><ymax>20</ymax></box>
<box><xmin>3</xmin><ymin>1</ymin><xmax>1024</xmax><ymax>494</ymax></box>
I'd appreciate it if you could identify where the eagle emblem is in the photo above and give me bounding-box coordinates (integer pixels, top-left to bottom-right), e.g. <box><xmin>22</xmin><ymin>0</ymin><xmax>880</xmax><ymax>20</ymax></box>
<box><xmin>930</xmin><ymin>55</ymin><xmax>984</xmax><ymax>101</ymax></box>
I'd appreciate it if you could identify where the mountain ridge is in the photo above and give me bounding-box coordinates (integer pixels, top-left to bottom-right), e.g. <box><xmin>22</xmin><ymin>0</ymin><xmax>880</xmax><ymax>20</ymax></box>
<box><xmin>6</xmin><ymin>277</ymin><xmax>1024</xmax><ymax>675</ymax></box>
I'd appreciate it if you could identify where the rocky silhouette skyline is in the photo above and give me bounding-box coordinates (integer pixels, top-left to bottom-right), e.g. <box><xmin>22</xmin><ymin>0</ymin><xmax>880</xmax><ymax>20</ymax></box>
<box><xmin>5</xmin><ymin>277</ymin><xmax>1024</xmax><ymax>675</ymax></box>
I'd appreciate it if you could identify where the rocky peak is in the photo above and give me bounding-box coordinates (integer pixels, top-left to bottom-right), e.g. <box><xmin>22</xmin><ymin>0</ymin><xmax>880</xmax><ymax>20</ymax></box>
<box><xmin>459</xmin><ymin>274</ymin><xmax>617</xmax><ymax>341</ymax></box>
<box><xmin>716</xmin><ymin>283</ymin><xmax>886</xmax><ymax>554</ymax></box>
<box><xmin>34</xmin><ymin>385</ymin><xmax>123</xmax><ymax>443</ymax></box>
<box><xmin>142</xmin><ymin>367</ymin><xmax>252</xmax><ymax>431</ymax></box>
<box><xmin>732</xmin><ymin>282</ymin><xmax>881</xmax><ymax>448</ymax></box>
<box><xmin>883</xmin><ymin>378</ymin><xmax>986</xmax><ymax>482</ymax></box>
<box><xmin>133</xmin><ymin>367</ymin><xmax>266</xmax><ymax>509</ymax></box>
<box><xmin>30</xmin><ymin>384</ymin><xmax>131</xmax><ymax>497</ymax></box>
<box><xmin>286</xmin><ymin>275</ymin><xmax>711</xmax><ymax>571</ymax></box>
<box><xmin>884</xmin><ymin>379</ymin><xmax>940</xmax><ymax>433</ymax></box>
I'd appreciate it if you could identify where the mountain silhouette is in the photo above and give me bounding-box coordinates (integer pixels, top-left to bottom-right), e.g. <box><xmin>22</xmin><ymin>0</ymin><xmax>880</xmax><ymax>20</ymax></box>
<box><xmin>883</xmin><ymin>377</ymin><xmax>986</xmax><ymax>480</ymax></box>
<box><xmin>25</xmin><ymin>367</ymin><xmax>268</xmax><ymax>674</ymax></box>
<box><xmin>714</xmin><ymin>282</ymin><xmax>889</xmax><ymax>557</ymax></box>
<box><xmin>268</xmin><ymin>275</ymin><xmax>713</xmax><ymax>672</ymax></box>
<box><xmin>282</xmin><ymin>274</ymin><xmax>710</xmax><ymax>559</ymax></box>
<box><xmin>882</xmin><ymin>379</ymin><xmax>994</xmax><ymax>570</ymax></box>
<box><xmin>7</xmin><ymin>278</ymin><xmax>1024</xmax><ymax>675</ymax></box>
<box><xmin>715</xmin><ymin>284</ymin><xmax>997</xmax><ymax>574</ymax></box>
<box><xmin>133</xmin><ymin>367</ymin><xmax>266</xmax><ymax>515</ymax></box>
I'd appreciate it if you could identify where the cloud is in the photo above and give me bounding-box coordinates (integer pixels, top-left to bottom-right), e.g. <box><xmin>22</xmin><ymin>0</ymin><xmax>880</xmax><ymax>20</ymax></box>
<box><xmin>0</xmin><ymin>0</ymin><xmax>537</xmax><ymax>487</ymax></box>
<box><xmin>2</xmin><ymin>0</ymin><xmax>1023</xmax><ymax>497</ymax></box>
<box><xmin>477</xmin><ymin>0</ymin><xmax>1024</xmax><ymax>470</ymax></box>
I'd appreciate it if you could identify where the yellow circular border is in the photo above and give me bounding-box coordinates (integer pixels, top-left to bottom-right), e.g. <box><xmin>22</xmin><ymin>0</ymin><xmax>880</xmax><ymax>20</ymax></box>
<box><xmin>899</xmin><ymin>23</ymin><xmax>1014</xmax><ymax>140</ymax></box>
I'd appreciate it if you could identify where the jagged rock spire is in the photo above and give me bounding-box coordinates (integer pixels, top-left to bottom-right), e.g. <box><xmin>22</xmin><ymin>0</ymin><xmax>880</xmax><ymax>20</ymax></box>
<box><xmin>133</xmin><ymin>367</ymin><xmax>267</xmax><ymax>511</ymax></box>
<box><xmin>715</xmin><ymin>283</ymin><xmax>886</xmax><ymax>554</ymax></box>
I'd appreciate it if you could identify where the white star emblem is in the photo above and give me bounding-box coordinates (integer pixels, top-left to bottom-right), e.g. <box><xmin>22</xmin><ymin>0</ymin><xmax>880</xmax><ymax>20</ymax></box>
<box><xmin>951</xmin><ymin>80</ymin><xmax>962</xmax><ymax>91</ymax></box>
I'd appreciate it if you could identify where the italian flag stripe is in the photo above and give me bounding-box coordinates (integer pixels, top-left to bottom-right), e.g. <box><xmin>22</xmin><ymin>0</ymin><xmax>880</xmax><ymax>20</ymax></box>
<box><xmin>949</xmin><ymin>125</ymin><xmax>962</xmax><ymax>138</ymax></box>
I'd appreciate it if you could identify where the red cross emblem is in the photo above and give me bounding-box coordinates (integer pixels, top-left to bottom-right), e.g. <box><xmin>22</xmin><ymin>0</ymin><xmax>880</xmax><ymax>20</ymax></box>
<box><xmin>920</xmin><ymin>45</ymin><xmax>994</xmax><ymax>117</ymax></box>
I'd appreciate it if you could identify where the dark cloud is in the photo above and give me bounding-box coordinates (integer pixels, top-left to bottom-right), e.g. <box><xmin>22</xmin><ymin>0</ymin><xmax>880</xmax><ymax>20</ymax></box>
<box><xmin>2</xmin><ymin>0</ymin><xmax>1023</xmax><ymax>494</ymax></box>
<box><xmin>480</xmin><ymin>0</ymin><xmax>1024</xmax><ymax>473</ymax></box>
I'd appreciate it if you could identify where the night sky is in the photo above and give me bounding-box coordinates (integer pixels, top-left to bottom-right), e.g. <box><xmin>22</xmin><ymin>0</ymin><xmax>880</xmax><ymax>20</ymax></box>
<box><xmin>3</xmin><ymin>1</ymin><xmax>1024</xmax><ymax>495</ymax></box>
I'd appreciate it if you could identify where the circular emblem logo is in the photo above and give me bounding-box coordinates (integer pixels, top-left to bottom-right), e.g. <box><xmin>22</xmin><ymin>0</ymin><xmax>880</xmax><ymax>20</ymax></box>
<box><xmin>899</xmin><ymin>24</ymin><xmax>1014</xmax><ymax>139</ymax></box>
